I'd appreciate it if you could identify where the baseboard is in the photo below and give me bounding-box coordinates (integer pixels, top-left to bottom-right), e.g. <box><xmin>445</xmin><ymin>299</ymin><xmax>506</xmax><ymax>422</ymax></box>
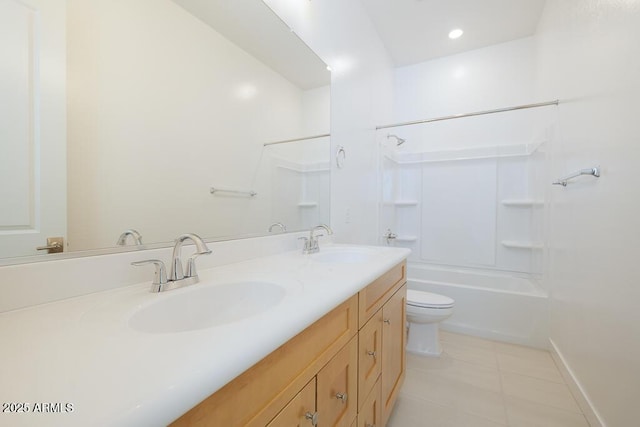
<box><xmin>549</xmin><ymin>338</ymin><xmax>606</xmax><ymax>427</ymax></box>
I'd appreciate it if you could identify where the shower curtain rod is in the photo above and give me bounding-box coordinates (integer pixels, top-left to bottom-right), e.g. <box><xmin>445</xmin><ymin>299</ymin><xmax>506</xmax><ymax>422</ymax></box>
<box><xmin>375</xmin><ymin>100</ymin><xmax>559</xmax><ymax>130</ymax></box>
<box><xmin>263</xmin><ymin>133</ymin><xmax>330</xmax><ymax>146</ymax></box>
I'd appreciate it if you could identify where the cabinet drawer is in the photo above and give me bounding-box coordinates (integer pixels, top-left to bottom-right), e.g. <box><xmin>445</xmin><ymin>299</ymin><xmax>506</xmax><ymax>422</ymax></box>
<box><xmin>172</xmin><ymin>295</ymin><xmax>358</xmax><ymax>427</ymax></box>
<box><xmin>358</xmin><ymin>261</ymin><xmax>406</xmax><ymax>327</ymax></box>
<box><xmin>357</xmin><ymin>378</ymin><xmax>382</xmax><ymax>427</ymax></box>
<box><xmin>317</xmin><ymin>336</ymin><xmax>358</xmax><ymax>427</ymax></box>
<box><xmin>357</xmin><ymin>309</ymin><xmax>382</xmax><ymax>410</ymax></box>
<box><xmin>267</xmin><ymin>378</ymin><xmax>316</xmax><ymax>427</ymax></box>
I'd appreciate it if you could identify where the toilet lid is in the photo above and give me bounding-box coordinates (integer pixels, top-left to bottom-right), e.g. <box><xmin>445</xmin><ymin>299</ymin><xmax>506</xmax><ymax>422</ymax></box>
<box><xmin>407</xmin><ymin>289</ymin><xmax>454</xmax><ymax>308</ymax></box>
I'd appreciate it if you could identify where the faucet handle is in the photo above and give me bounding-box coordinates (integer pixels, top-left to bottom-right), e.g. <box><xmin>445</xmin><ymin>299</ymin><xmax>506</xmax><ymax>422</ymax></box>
<box><xmin>298</xmin><ymin>236</ymin><xmax>312</xmax><ymax>253</ymax></box>
<box><xmin>184</xmin><ymin>250</ymin><xmax>212</xmax><ymax>278</ymax></box>
<box><xmin>131</xmin><ymin>259</ymin><xmax>168</xmax><ymax>290</ymax></box>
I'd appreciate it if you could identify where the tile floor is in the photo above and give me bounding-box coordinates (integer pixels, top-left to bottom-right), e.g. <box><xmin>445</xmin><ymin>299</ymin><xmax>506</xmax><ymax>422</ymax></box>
<box><xmin>387</xmin><ymin>331</ymin><xmax>590</xmax><ymax>427</ymax></box>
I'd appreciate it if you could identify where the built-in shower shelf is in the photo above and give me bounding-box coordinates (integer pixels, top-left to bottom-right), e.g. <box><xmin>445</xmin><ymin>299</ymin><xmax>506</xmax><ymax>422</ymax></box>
<box><xmin>297</xmin><ymin>202</ymin><xmax>318</xmax><ymax>208</ymax></box>
<box><xmin>383</xmin><ymin>200</ymin><xmax>419</xmax><ymax>207</ymax></box>
<box><xmin>382</xmin><ymin>141</ymin><xmax>544</xmax><ymax>165</ymax></box>
<box><xmin>394</xmin><ymin>235</ymin><xmax>418</xmax><ymax>242</ymax></box>
<box><xmin>501</xmin><ymin>240</ymin><xmax>543</xmax><ymax>249</ymax></box>
<box><xmin>501</xmin><ymin>199</ymin><xmax>544</xmax><ymax>207</ymax></box>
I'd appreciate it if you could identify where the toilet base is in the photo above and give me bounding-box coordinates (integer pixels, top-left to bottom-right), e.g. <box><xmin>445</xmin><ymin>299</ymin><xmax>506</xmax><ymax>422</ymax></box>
<box><xmin>406</xmin><ymin>321</ymin><xmax>443</xmax><ymax>357</ymax></box>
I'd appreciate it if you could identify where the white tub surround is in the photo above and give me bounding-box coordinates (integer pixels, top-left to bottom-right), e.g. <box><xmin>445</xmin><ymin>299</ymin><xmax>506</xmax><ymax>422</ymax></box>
<box><xmin>0</xmin><ymin>244</ymin><xmax>409</xmax><ymax>427</ymax></box>
<box><xmin>407</xmin><ymin>263</ymin><xmax>548</xmax><ymax>348</ymax></box>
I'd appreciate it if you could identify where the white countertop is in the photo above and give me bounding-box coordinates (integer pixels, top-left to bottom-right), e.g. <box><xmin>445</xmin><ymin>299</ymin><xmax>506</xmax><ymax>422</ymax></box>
<box><xmin>0</xmin><ymin>244</ymin><xmax>410</xmax><ymax>426</ymax></box>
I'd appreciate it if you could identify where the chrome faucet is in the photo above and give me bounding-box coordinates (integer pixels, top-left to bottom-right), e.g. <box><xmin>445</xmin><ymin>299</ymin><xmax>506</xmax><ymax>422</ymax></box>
<box><xmin>132</xmin><ymin>233</ymin><xmax>211</xmax><ymax>292</ymax></box>
<box><xmin>268</xmin><ymin>222</ymin><xmax>287</xmax><ymax>233</ymax></box>
<box><xmin>116</xmin><ymin>229</ymin><xmax>143</xmax><ymax>246</ymax></box>
<box><xmin>169</xmin><ymin>233</ymin><xmax>212</xmax><ymax>282</ymax></box>
<box><xmin>299</xmin><ymin>224</ymin><xmax>333</xmax><ymax>254</ymax></box>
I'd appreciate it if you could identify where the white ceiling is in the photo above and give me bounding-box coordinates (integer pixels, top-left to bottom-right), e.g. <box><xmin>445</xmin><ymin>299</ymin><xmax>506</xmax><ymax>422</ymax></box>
<box><xmin>361</xmin><ymin>0</ymin><xmax>547</xmax><ymax>66</ymax></box>
<box><xmin>172</xmin><ymin>0</ymin><xmax>546</xmax><ymax>88</ymax></box>
<box><xmin>172</xmin><ymin>0</ymin><xmax>329</xmax><ymax>90</ymax></box>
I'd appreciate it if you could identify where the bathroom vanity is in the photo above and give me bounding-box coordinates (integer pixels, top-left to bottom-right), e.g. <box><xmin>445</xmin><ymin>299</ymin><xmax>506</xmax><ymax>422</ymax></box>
<box><xmin>172</xmin><ymin>261</ymin><xmax>406</xmax><ymax>427</ymax></box>
<box><xmin>0</xmin><ymin>243</ymin><xmax>409</xmax><ymax>427</ymax></box>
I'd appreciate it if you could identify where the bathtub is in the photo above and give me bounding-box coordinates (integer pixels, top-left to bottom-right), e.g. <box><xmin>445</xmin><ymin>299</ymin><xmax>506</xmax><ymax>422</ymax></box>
<box><xmin>407</xmin><ymin>263</ymin><xmax>549</xmax><ymax>348</ymax></box>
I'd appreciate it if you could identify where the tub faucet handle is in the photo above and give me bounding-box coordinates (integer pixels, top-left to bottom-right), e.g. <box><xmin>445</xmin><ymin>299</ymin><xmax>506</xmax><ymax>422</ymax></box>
<box><xmin>384</xmin><ymin>229</ymin><xmax>397</xmax><ymax>245</ymax></box>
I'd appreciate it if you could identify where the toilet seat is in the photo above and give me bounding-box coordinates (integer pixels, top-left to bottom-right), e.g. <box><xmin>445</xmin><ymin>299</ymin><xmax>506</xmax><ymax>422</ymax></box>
<box><xmin>407</xmin><ymin>289</ymin><xmax>454</xmax><ymax>309</ymax></box>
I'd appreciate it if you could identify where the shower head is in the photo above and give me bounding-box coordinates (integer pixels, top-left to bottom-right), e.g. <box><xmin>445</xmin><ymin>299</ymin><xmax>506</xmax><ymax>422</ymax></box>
<box><xmin>387</xmin><ymin>134</ymin><xmax>405</xmax><ymax>146</ymax></box>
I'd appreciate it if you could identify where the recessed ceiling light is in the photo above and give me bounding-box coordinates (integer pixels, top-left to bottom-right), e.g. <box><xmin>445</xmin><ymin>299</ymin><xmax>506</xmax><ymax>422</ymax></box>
<box><xmin>448</xmin><ymin>29</ymin><xmax>464</xmax><ymax>39</ymax></box>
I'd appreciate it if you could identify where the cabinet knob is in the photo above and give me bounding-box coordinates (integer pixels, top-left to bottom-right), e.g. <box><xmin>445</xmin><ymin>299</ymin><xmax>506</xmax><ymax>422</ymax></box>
<box><xmin>366</xmin><ymin>350</ymin><xmax>377</xmax><ymax>360</ymax></box>
<box><xmin>383</xmin><ymin>318</ymin><xmax>391</xmax><ymax>325</ymax></box>
<box><xmin>304</xmin><ymin>411</ymin><xmax>318</xmax><ymax>426</ymax></box>
<box><xmin>335</xmin><ymin>392</ymin><xmax>348</xmax><ymax>403</ymax></box>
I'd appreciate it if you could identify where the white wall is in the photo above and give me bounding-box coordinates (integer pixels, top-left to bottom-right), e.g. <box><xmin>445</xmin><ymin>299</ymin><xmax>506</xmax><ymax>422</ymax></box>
<box><xmin>393</xmin><ymin>37</ymin><xmax>538</xmax><ymax>123</ymax></box>
<box><xmin>66</xmin><ymin>0</ymin><xmax>322</xmax><ymax>251</ymax></box>
<box><xmin>301</xmin><ymin>85</ymin><xmax>330</xmax><ymax>136</ymax></box>
<box><xmin>536</xmin><ymin>1</ymin><xmax>640</xmax><ymax>426</ymax></box>
<box><xmin>264</xmin><ymin>0</ymin><xmax>395</xmax><ymax>245</ymax></box>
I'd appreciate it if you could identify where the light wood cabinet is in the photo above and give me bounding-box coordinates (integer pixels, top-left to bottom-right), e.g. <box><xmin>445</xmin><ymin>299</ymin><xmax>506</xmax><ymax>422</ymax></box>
<box><xmin>267</xmin><ymin>379</ymin><xmax>316</xmax><ymax>427</ymax></box>
<box><xmin>172</xmin><ymin>261</ymin><xmax>406</xmax><ymax>427</ymax></box>
<box><xmin>357</xmin><ymin>309</ymin><xmax>382</xmax><ymax>411</ymax></box>
<box><xmin>381</xmin><ymin>284</ymin><xmax>407</xmax><ymax>426</ymax></box>
<box><xmin>357</xmin><ymin>267</ymin><xmax>407</xmax><ymax>427</ymax></box>
<box><xmin>359</xmin><ymin>262</ymin><xmax>406</xmax><ymax>327</ymax></box>
<box><xmin>317</xmin><ymin>336</ymin><xmax>358</xmax><ymax>427</ymax></box>
<box><xmin>357</xmin><ymin>378</ymin><xmax>382</xmax><ymax>427</ymax></box>
<box><xmin>172</xmin><ymin>296</ymin><xmax>358</xmax><ymax>427</ymax></box>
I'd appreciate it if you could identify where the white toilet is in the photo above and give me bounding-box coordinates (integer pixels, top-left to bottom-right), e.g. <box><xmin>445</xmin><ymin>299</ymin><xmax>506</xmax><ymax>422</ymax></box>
<box><xmin>406</xmin><ymin>289</ymin><xmax>455</xmax><ymax>357</ymax></box>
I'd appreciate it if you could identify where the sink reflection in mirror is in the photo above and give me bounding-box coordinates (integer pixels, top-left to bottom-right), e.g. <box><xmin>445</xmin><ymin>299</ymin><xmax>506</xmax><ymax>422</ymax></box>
<box><xmin>128</xmin><ymin>281</ymin><xmax>286</xmax><ymax>334</ymax></box>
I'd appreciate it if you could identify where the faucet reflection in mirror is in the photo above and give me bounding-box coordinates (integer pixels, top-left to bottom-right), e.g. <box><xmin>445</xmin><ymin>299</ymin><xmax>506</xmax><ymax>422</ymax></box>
<box><xmin>132</xmin><ymin>233</ymin><xmax>211</xmax><ymax>293</ymax></box>
<box><xmin>269</xmin><ymin>223</ymin><xmax>287</xmax><ymax>233</ymax></box>
<box><xmin>116</xmin><ymin>229</ymin><xmax>143</xmax><ymax>246</ymax></box>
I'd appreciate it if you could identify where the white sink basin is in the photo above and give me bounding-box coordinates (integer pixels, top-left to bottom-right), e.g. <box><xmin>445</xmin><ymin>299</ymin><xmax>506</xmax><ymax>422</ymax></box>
<box><xmin>310</xmin><ymin>247</ymin><xmax>377</xmax><ymax>263</ymax></box>
<box><xmin>129</xmin><ymin>281</ymin><xmax>285</xmax><ymax>333</ymax></box>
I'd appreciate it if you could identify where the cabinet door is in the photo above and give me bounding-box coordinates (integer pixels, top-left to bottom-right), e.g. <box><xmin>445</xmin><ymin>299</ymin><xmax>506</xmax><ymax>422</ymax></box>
<box><xmin>381</xmin><ymin>284</ymin><xmax>407</xmax><ymax>426</ymax></box>
<box><xmin>357</xmin><ymin>378</ymin><xmax>381</xmax><ymax>427</ymax></box>
<box><xmin>317</xmin><ymin>336</ymin><xmax>358</xmax><ymax>427</ymax></box>
<box><xmin>358</xmin><ymin>309</ymin><xmax>382</xmax><ymax>410</ymax></box>
<box><xmin>268</xmin><ymin>378</ymin><xmax>317</xmax><ymax>427</ymax></box>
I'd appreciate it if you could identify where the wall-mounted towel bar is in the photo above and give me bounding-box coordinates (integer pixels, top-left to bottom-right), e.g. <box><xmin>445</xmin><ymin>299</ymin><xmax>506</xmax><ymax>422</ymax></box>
<box><xmin>552</xmin><ymin>167</ymin><xmax>600</xmax><ymax>187</ymax></box>
<box><xmin>210</xmin><ymin>187</ymin><xmax>257</xmax><ymax>197</ymax></box>
<box><xmin>264</xmin><ymin>133</ymin><xmax>330</xmax><ymax>146</ymax></box>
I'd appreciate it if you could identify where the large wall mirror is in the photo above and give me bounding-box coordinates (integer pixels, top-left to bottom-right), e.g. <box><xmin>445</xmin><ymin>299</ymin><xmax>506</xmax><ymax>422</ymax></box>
<box><xmin>0</xmin><ymin>0</ymin><xmax>331</xmax><ymax>263</ymax></box>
